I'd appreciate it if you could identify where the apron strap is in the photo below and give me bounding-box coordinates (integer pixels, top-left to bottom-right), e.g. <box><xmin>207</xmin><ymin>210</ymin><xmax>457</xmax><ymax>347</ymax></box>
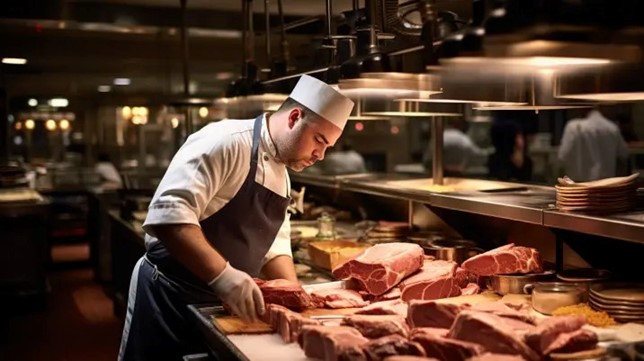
<box><xmin>250</xmin><ymin>114</ymin><xmax>264</xmax><ymax>173</ymax></box>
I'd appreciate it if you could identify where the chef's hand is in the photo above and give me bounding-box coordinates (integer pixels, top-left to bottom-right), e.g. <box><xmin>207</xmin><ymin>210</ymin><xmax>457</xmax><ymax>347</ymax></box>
<box><xmin>208</xmin><ymin>262</ymin><xmax>265</xmax><ymax>323</ymax></box>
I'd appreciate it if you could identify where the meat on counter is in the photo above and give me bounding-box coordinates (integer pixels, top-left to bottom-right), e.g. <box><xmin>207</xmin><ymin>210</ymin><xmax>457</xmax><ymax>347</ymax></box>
<box><xmin>461</xmin><ymin>244</ymin><xmax>543</xmax><ymax>276</ymax></box>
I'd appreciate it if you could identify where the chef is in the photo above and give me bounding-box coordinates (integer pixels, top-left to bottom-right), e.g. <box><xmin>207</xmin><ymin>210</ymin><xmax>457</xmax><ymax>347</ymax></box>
<box><xmin>118</xmin><ymin>75</ymin><xmax>354</xmax><ymax>361</ymax></box>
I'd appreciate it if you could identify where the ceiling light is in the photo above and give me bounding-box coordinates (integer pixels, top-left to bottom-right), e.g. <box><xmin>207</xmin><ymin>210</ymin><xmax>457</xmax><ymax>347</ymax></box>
<box><xmin>98</xmin><ymin>85</ymin><xmax>111</xmax><ymax>92</ymax></box>
<box><xmin>121</xmin><ymin>106</ymin><xmax>132</xmax><ymax>118</ymax></box>
<box><xmin>363</xmin><ymin>100</ymin><xmax>463</xmax><ymax>118</ymax></box>
<box><xmin>59</xmin><ymin>119</ymin><xmax>70</xmax><ymax>130</ymax></box>
<box><xmin>114</xmin><ymin>78</ymin><xmax>131</xmax><ymax>86</ymax></box>
<box><xmin>15</xmin><ymin>122</ymin><xmax>22</xmax><ymax>130</ymax></box>
<box><xmin>554</xmin><ymin>64</ymin><xmax>644</xmax><ymax>102</ymax></box>
<box><xmin>25</xmin><ymin>119</ymin><xmax>35</xmax><ymax>130</ymax></box>
<box><xmin>171</xmin><ymin>117</ymin><xmax>180</xmax><ymax>129</ymax></box>
<box><xmin>338</xmin><ymin>73</ymin><xmax>442</xmax><ymax>99</ymax></box>
<box><xmin>2</xmin><ymin>58</ymin><xmax>27</xmax><ymax>65</ymax></box>
<box><xmin>48</xmin><ymin>98</ymin><xmax>69</xmax><ymax>107</ymax></box>
<box><xmin>46</xmin><ymin>119</ymin><xmax>57</xmax><ymax>131</ymax></box>
<box><xmin>198</xmin><ymin>107</ymin><xmax>209</xmax><ymax>118</ymax></box>
<box><xmin>28</xmin><ymin>98</ymin><xmax>38</xmax><ymax>107</ymax></box>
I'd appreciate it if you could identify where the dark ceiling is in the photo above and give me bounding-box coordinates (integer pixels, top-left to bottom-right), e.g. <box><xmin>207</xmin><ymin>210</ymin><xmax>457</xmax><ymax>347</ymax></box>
<box><xmin>0</xmin><ymin>0</ymin><xmax>470</xmax><ymax>105</ymax></box>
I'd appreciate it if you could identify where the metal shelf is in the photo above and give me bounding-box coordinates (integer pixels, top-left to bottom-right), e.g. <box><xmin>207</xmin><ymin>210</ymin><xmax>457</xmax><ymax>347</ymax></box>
<box><xmin>543</xmin><ymin>209</ymin><xmax>644</xmax><ymax>244</ymax></box>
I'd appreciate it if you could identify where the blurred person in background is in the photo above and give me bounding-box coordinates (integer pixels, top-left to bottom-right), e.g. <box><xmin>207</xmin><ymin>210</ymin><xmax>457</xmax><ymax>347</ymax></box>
<box><xmin>488</xmin><ymin>120</ymin><xmax>533</xmax><ymax>182</ymax></box>
<box><xmin>423</xmin><ymin>117</ymin><xmax>486</xmax><ymax>176</ymax></box>
<box><xmin>321</xmin><ymin>140</ymin><xmax>367</xmax><ymax>174</ymax></box>
<box><xmin>95</xmin><ymin>152</ymin><xmax>122</xmax><ymax>189</ymax></box>
<box><xmin>558</xmin><ymin>108</ymin><xmax>629</xmax><ymax>181</ymax></box>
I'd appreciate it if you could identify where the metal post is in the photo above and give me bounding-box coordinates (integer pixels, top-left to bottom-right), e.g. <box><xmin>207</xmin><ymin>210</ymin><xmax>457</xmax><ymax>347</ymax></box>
<box><xmin>180</xmin><ymin>0</ymin><xmax>193</xmax><ymax>136</ymax></box>
<box><xmin>264</xmin><ymin>0</ymin><xmax>271</xmax><ymax>61</ymax></box>
<box><xmin>431</xmin><ymin>116</ymin><xmax>444</xmax><ymax>185</ymax></box>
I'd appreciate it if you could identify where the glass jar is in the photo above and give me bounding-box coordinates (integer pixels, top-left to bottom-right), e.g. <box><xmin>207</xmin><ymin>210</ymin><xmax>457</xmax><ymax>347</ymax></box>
<box><xmin>316</xmin><ymin>212</ymin><xmax>336</xmax><ymax>239</ymax></box>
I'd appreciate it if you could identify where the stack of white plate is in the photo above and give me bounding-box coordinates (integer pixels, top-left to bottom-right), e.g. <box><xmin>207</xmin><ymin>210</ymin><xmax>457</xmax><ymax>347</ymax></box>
<box><xmin>589</xmin><ymin>282</ymin><xmax>644</xmax><ymax>323</ymax></box>
<box><xmin>555</xmin><ymin>173</ymin><xmax>639</xmax><ymax>214</ymax></box>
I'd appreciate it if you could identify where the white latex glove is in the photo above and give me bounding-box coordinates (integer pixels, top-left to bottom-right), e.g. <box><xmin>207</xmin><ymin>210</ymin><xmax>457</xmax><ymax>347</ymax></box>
<box><xmin>208</xmin><ymin>262</ymin><xmax>265</xmax><ymax>323</ymax></box>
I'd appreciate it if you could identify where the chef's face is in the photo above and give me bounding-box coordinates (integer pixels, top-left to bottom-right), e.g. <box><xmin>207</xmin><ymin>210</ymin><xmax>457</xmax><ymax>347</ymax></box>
<box><xmin>280</xmin><ymin>108</ymin><xmax>342</xmax><ymax>171</ymax></box>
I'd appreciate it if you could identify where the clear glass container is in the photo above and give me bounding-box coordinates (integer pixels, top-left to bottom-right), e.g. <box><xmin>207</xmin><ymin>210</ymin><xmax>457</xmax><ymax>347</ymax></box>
<box><xmin>316</xmin><ymin>212</ymin><xmax>336</xmax><ymax>239</ymax></box>
<box><xmin>530</xmin><ymin>282</ymin><xmax>587</xmax><ymax>315</ymax></box>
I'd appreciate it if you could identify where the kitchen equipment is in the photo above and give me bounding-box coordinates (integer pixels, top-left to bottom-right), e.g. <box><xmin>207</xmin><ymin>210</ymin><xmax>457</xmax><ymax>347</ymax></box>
<box><xmin>557</xmin><ymin>268</ymin><xmax>612</xmax><ymax>283</ymax></box>
<box><xmin>527</xmin><ymin>282</ymin><xmax>587</xmax><ymax>315</ymax></box>
<box><xmin>487</xmin><ymin>270</ymin><xmax>556</xmax><ymax>295</ymax></box>
<box><xmin>316</xmin><ymin>212</ymin><xmax>336</xmax><ymax>239</ymax></box>
<box><xmin>421</xmin><ymin>238</ymin><xmax>484</xmax><ymax>264</ymax></box>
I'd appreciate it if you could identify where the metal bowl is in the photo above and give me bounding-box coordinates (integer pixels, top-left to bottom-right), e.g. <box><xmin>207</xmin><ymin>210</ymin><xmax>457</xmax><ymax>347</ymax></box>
<box><xmin>557</xmin><ymin>268</ymin><xmax>612</xmax><ymax>283</ymax></box>
<box><xmin>487</xmin><ymin>270</ymin><xmax>557</xmax><ymax>295</ymax></box>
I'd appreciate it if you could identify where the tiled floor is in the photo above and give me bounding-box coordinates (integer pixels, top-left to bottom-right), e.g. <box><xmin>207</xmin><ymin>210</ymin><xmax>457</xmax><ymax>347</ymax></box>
<box><xmin>0</xmin><ymin>244</ymin><xmax>123</xmax><ymax>361</ymax></box>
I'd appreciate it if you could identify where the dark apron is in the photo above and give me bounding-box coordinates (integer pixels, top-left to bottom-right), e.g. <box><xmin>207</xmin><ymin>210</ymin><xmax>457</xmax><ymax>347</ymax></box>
<box><xmin>119</xmin><ymin>115</ymin><xmax>290</xmax><ymax>361</ymax></box>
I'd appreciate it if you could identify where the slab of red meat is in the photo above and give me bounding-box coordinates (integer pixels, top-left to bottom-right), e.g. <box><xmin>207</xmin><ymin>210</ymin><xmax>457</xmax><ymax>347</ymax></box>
<box><xmin>311</xmin><ymin>289</ymin><xmax>369</xmax><ymax>309</ymax></box>
<box><xmin>323</xmin><ymin>331</ymin><xmax>370</xmax><ymax>361</ymax></box>
<box><xmin>341</xmin><ymin>314</ymin><xmax>410</xmax><ymax>338</ymax></box>
<box><xmin>339</xmin><ymin>334</ymin><xmax>426</xmax><ymax>361</ymax></box>
<box><xmin>467</xmin><ymin>353</ymin><xmax>528</xmax><ymax>361</ymax></box>
<box><xmin>332</xmin><ymin>243</ymin><xmax>424</xmax><ymax>295</ymax></box>
<box><xmin>383</xmin><ymin>356</ymin><xmax>439</xmax><ymax>361</ymax></box>
<box><xmin>300</xmin><ymin>325</ymin><xmax>365</xmax><ymax>360</ymax></box>
<box><xmin>355</xmin><ymin>299</ymin><xmax>408</xmax><ymax>318</ymax></box>
<box><xmin>409</xmin><ymin>327</ymin><xmax>450</xmax><ymax>338</ymax></box>
<box><xmin>367</xmin><ymin>287</ymin><xmax>402</xmax><ymax>302</ymax></box>
<box><xmin>470</xmin><ymin>302</ymin><xmax>536</xmax><ymax>325</ymax></box>
<box><xmin>461</xmin><ymin>244</ymin><xmax>543</xmax><ymax>276</ymax></box>
<box><xmin>411</xmin><ymin>331</ymin><xmax>484</xmax><ymax>361</ymax></box>
<box><xmin>258</xmin><ymin>279</ymin><xmax>312</xmax><ymax>310</ymax></box>
<box><xmin>524</xmin><ymin>315</ymin><xmax>587</xmax><ymax>355</ymax></box>
<box><xmin>449</xmin><ymin>311</ymin><xmax>540</xmax><ymax>361</ymax></box>
<box><xmin>407</xmin><ymin>300</ymin><xmax>468</xmax><ymax>328</ymax></box>
<box><xmin>460</xmin><ymin>283</ymin><xmax>480</xmax><ymax>296</ymax></box>
<box><xmin>399</xmin><ymin>260</ymin><xmax>461</xmax><ymax>301</ymax></box>
<box><xmin>542</xmin><ymin>328</ymin><xmax>598</xmax><ymax>355</ymax></box>
<box><xmin>454</xmin><ymin>267</ymin><xmax>477</xmax><ymax>288</ymax></box>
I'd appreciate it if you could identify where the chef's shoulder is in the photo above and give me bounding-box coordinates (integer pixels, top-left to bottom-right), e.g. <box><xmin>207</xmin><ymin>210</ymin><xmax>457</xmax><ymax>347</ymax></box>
<box><xmin>182</xmin><ymin>118</ymin><xmax>254</xmax><ymax>157</ymax></box>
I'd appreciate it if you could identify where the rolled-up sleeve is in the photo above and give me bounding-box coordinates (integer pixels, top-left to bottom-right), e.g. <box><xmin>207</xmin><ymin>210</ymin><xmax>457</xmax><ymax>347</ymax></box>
<box><xmin>143</xmin><ymin>131</ymin><xmax>236</xmax><ymax>238</ymax></box>
<box><xmin>262</xmin><ymin>213</ymin><xmax>293</xmax><ymax>265</ymax></box>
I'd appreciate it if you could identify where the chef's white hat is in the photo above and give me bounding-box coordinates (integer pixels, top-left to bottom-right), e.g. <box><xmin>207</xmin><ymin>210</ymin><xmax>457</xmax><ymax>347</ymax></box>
<box><xmin>289</xmin><ymin>75</ymin><xmax>355</xmax><ymax>130</ymax></box>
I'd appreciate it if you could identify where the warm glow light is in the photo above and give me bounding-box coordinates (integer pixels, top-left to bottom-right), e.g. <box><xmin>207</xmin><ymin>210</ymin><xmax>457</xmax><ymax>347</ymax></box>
<box><xmin>15</xmin><ymin>122</ymin><xmax>22</xmax><ymax>130</ymax></box>
<box><xmin>59</xmin><ymin>119</ymin><xmax>70</xmax><ymax>130</ymax></box>
<box><xmin>132</xmin><ymin>116</ymin><xmax>141</xmax><ymax>125</ymax></box>
<box><xmin>98</xmin><ymin>85</ymin><xmax>111</xmax><ymax>92</ymax></box>
<box><xmin>354</xmin><ymin>122</ymin><xmax>364</xmax><ymax>132</ymax></box>
<box><xmin>199</xmin><ymin>107</ymin><xmax>209</xmax><ymax>118</ymax></box>
<box><xmin>48</xmin><ymin>98</ymin><xmax>69</xmax><ymax>107</ymax></box>
<box><xmin>122</xmin><ymin>106</ymin><xmax>132</xmax><ymax>118</ymax></box>
<box><xmin>25</xmin><ymin>119</ymin><xmax>35</xmax><ymax>130</ymax></box>
<box><xmin>28</xmin><ymin>98</ymin><xmax>38</xmax><ymax>107</ymax></box>
<box><xmin>46</xmin><ymin>119</ymin><xmax>57</xmax><ymax>131</ymax></box>
<box><xmin>2</xmin><ymin>58</ymin><xmax>27</xmax><ymax>65</ymax></box>
<box><xmin>171</xmin><ymin>117</ymin><xmax>180</xmax><ymax>129</ymax></box>
<box><xmin>390</xmin><ymin>126</ymin><xmax>400</xmax><ymax>135</ymax></box>
<box><xmin>557</xmin><ymin>92</ymin><xmax>644</xmax><ymax>102</ymax></box>
<box><xmin>114</xmin><ymin>78</ymin><xmax>131</xmax><ymax>86</ymax></box>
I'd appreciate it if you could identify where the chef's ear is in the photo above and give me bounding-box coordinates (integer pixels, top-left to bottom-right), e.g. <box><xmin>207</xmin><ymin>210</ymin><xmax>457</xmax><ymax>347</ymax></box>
<box><xmin>287</xmin><ymin>107</ymin><xmax>303</xmax><ymax>129</ymax></box>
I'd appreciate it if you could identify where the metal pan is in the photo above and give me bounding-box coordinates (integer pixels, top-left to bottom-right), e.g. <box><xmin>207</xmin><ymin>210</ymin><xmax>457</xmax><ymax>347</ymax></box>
<box><xmin>487</xmin><ymin>270</ymin><xmax>556</xmax><ymax>295</ymax></box>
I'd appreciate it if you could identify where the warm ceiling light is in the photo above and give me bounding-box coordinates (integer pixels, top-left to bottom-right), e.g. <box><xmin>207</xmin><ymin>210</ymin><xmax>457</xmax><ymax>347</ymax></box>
<box><xmin>25</xmin><ymin>119</ymin><xmax>35</xmax><ymax>130</ymax></box>
<box><xmin>98</xmin><ymin>85</ymin><xmax>111</xmax><ymax>92</ymax></box>
<box><xmin>121</xmin><ymin>106</ymin><xmax>132</xmax><ymax>118</ymax></box>
<box><xmin>171</xmin><ymin>117</ymin><xmax>180</xmax><ymax>129</ymax></box>
<box><xmin>2</xmin><ymin>58</ymin><xmax>27</xmax><ymax>65</ymax></box>
<box><xmin>354</xmin><ymin>122</ymin><xmax>364</xmax><ymax>131</ymax></box>
<box><xmin>28</xmin><ymin>98</ymin><xmax>38</xmax><ymax>107</ymax></box>
<box><xmin>198</xmin><ymin>107</ymin><xmax>209</xmax><ymax>118</ymax></box>
<box><xmin>45</xmin><ymin>119</ymin><xmax>57</xmax><ymax>131</ymax></box>
<box><xmin>114</xmin><ymin>78</ymin><xmax>131</xmax><ymax>86</ymax></box>
<box><xmin>59</xmin><ymin>119</ymin><xmax>70</xmax><ymax>130</ymax></box>
<box><xmin>48</xmin><ymin>98</ymin><xmax>69</xmax><ymax>107</ymax></box>
<box><xmin>15</xmin><ymin>122</ymin><xmax>22</xmax><ymax>130</ymax></box>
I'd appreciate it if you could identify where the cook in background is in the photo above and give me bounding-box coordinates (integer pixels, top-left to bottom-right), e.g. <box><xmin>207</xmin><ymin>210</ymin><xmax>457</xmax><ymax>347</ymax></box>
<box><xmin>320</xmin><ymin>140</ymin><xmax>367</xmax><ymax>174</ymax></box>
<box><xmin>94</xmin><ymin>152</ymin><xmax>122</xmax><ymax>189</ymax></box>
<box><xmin>558</xmin><ymin>107</ymin><xmax>629</xmax><ymax>181</ymax></box>
<box><xmin>423</xmin><ymin>117</ymin><xmax>487</xmax><ymax>177</ymax></box>
<box><xmin>117</xmin><ymin>75</ymin><xmax>354</xmax><ymax>361</ymax></box>
<box><xmin>488</xmin><ymin>119</ymin><xmax>533</xmax><ymax>182</ymax></box>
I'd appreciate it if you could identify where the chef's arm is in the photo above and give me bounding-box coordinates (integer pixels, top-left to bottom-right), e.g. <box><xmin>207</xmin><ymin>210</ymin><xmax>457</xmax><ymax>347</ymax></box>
<box><xmin>150</xmin><ymin>223</ymin><xmax>227</xmax><ymax>283</ymax></box>
<box><xmin>262</xmin><ymin>255</ymin><xmax>298</xmax><ymax>283</ymax></box>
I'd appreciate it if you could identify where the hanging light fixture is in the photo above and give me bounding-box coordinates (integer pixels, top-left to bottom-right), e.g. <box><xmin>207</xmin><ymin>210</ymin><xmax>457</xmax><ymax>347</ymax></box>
<box><xmin>554</xmin><ymin>63</ymin><xmax>644</xmax><ymax>102</ymax></box>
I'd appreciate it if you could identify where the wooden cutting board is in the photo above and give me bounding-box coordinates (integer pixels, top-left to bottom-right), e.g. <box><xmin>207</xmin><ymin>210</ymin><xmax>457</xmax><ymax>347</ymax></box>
<box><xmin>212</xmin><ymin>307</ymin><xmax>364</xmax><ymax>335</ymax></box>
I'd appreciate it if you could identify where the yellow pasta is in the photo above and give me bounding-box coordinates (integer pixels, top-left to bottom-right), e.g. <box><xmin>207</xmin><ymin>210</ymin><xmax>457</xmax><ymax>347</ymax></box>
<box><xmin>552</xmin><ymin>303</ymin><xmax>617</xmax><ymax>327</ymax></box>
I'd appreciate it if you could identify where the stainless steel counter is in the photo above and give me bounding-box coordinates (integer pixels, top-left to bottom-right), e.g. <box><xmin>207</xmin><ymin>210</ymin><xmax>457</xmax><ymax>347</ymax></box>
<box><xmin>291</xmin><ymin>174</ymin><xmax>644</xmax><ymax>245</ymax></box>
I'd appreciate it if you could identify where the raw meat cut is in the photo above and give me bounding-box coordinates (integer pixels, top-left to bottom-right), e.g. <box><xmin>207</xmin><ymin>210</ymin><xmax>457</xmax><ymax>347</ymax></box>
<box><xmin>323</xmin><ymin>331</ymin><xmax>370</xmax><ymax>361</ymax></box>
<box><xmin>258</xmin><ymin>279</ymin><xmax>312</xmax><ymax>310</ymax></box>
<box><xmin>524</xmin><ymin>315</ymin><xmax>587</xmax><ymax>355</ymax></box>
<box><xmin>407</xmin><ymin>300</ymin><xmax>468</xmax><ymax>328</ymax></box>
<box><xmin>467</xmin><ymin>353</ymin><xmax>527</xmax><ymax>361</ymax></box>
<box><xmin>461</xmin><ymin>244</ymin><xmax>543</xmax><ymax>276</ymax></box>
<box><xmin>409</xmin><ymin>327</ymin><xmax>450</xmax><ymax>338</ymax></box>
<box><xmin>400</xmin><ymin>260</ymin><xmax>461</xmax><ymax>302</ymax></box>
<box><xmin>333</xmin><ymin>243</ymin><xmax>424</xmax><ymax>295</ymax></box>
<box><xmin>355</xmin><ymin>299</ymin><xmax>408</xmax><ymax>318</ymax></box>
<box><xmin>542</xmin><ymin>329</ymin><xmax>598</xmax><ymax>355</ymax></box>
<box><xmin>339</xmin><ymin>335</ymin><xmax>426</xmax><ymax>361</ymax></box>
<box><xmin>383</xmin><ymin>357</ymin><xmax>439</xmax><ymax>361</ymax></box>
<box><xmin>411</xmin><ymin>331</ymin><xmax>484</xmax><ymax>361</ymax></box>
<box><xmin>311</xmin><ymin>289</ymin><xmax>369</xmax><ymax>309</ymax></box>
<box><xmin>449</xmin><ymin>311</ymin><xmax>540</xmax><ymax>361</ymax></box>
<box><xmin>264</xmin><ymin>304</ymin><xmax>319</xmax><ymax>343</ymax></box>
<box><xmin>460</xmin><ymin>283</ymin><xmax>480</xmax><ymax>296</ymax></box>
<box><xmin>300</xmin><ymin>325</ymin><xmax>365</xmax><ymax>360</ymax></box>
<box><xmin>367</xmin><ymin>287</ymin><xmax>402</xmax><ymax>302</ymax></box>
<box><xmin>470</xmin><ymin>302</ymin><xmax>536</xmax><ymax>325</ymax></box>
<box><xmin>341</xmin><ymin>314</ymin><xmax>409</xmax><ymax>338</ymax></box>
<box><xmin>454</xmin><ymin>268</ymin><xmax>477</xmax><ymax>288</ymax></box>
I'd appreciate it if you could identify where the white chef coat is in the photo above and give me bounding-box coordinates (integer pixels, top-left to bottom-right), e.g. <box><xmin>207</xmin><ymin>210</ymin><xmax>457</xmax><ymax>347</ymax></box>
<box><xmin>143</xmin><ymin>114</ymin><xmax>292</xmax><ymax>266</ymax></box>
<box><xmin>424</xmin><ymin>128</ymin><xmax>486</xmax><ymax>173</ymax></box>
<box><xmin>95</xmin><ymin>162</ymin><xmax>122</xmax><ymax>187</ymax></box>
<box><xmin>558</xmin><ymin>110</ymin><xmax>629</xmax><ymax>182</ymax></box>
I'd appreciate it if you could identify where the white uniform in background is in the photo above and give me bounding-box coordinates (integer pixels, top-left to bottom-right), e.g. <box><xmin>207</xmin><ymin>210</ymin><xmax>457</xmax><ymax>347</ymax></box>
<box><xmin>558</xmin><ymin>110</ymin><xmax>629</xmax><ymax>181</ymax></box>
<box><xmin>95</xmin><ymin>162</ymin><xmax>123</xmax><ymax>187</ymax></box>
<box><xmin>323</xmin><ymin>149</ymin><xmax>367</xmax><ymax>174</ymax></box>
<box><xmin>425</xmin><ymin>128</ymin><xmax>486</xmax><ymax>174</ymax></box>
